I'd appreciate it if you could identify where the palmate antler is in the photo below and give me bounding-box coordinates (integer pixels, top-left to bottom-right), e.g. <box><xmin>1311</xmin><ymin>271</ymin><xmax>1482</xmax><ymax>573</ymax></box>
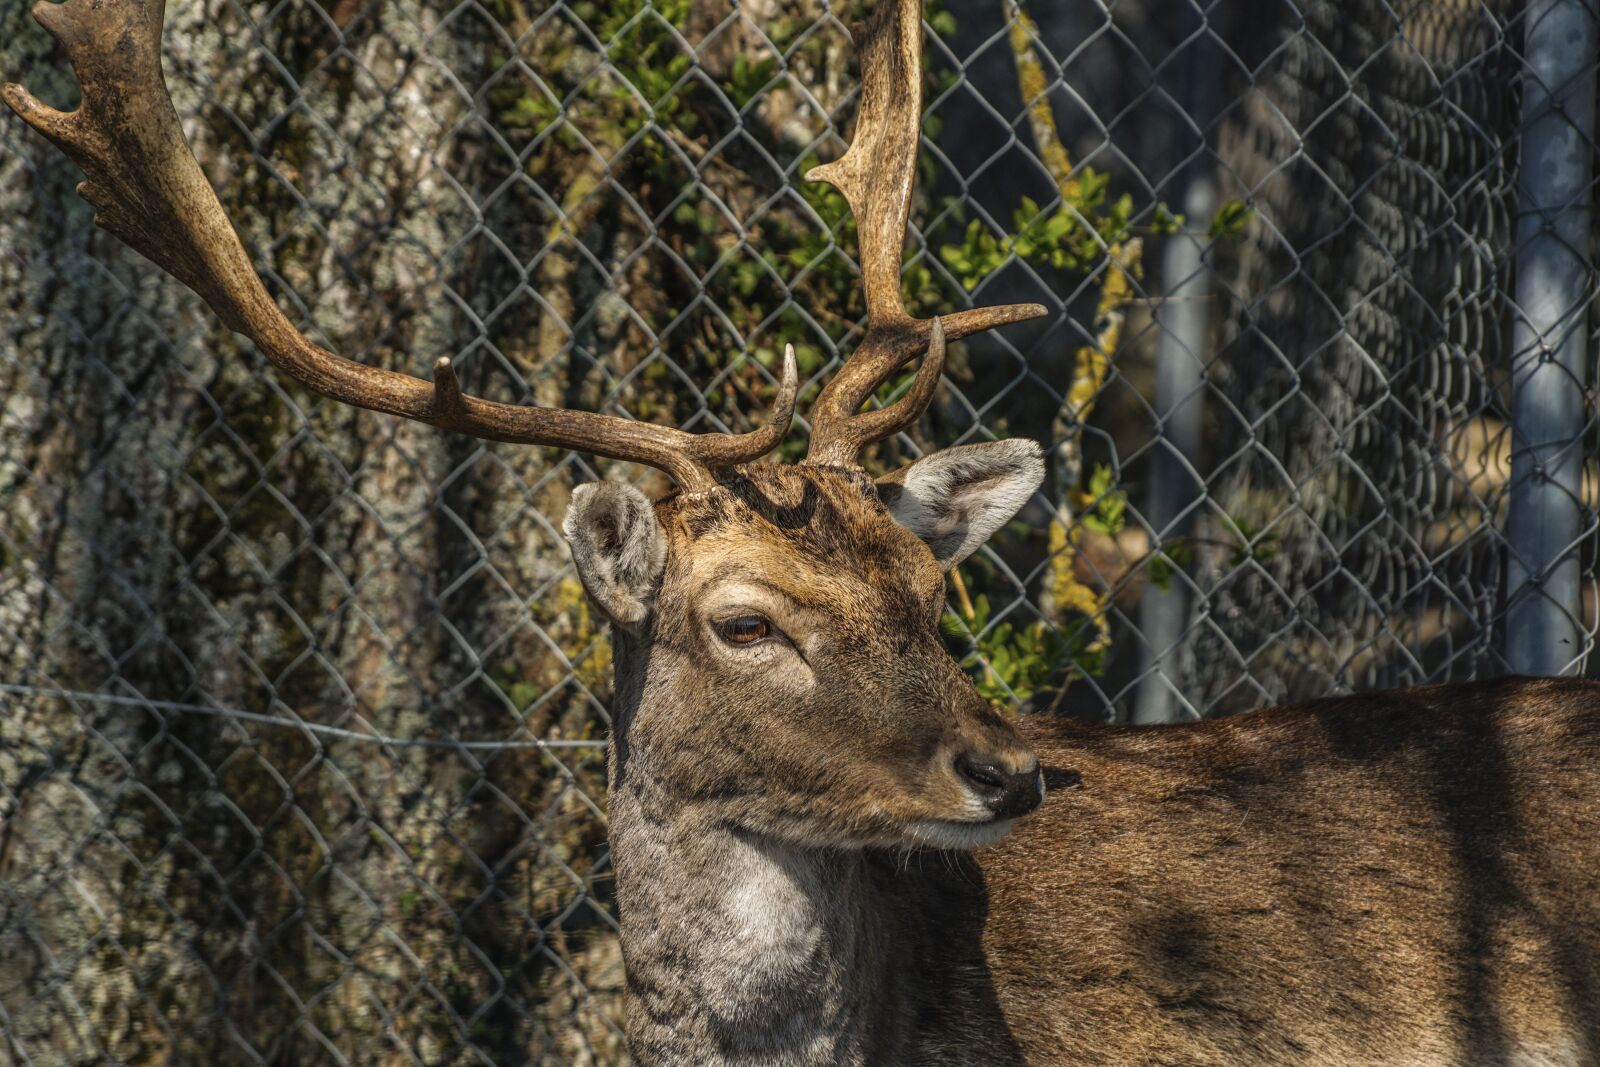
<box><xmin>803</xmin><ymin>0</ymin><xmax>1045</xmax><ymax>468</ymax></box>
<box><xmin>1</xmin><ymin>0</ymin><xmax>794</xmax><ymax>493</ymax></box>
<box><xmin>5</xmin><ymin>0</ymin><xmax>1041</xmax><ymax>486</ymax></box>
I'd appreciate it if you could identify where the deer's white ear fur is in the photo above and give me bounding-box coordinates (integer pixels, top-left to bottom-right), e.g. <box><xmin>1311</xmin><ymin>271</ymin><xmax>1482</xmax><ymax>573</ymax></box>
<box><xmin>877</xmin><ymin>440</ymin><xmax>1044</xmax><ymax>570</ymax></box>
<box><xmin>564</xmin><ymin>481</ymin><xmax>667</xmax><ymax>630</ymax></box>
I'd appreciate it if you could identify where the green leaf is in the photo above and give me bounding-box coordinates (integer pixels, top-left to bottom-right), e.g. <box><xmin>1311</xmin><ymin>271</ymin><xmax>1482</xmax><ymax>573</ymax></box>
<box><xmin>1081</xmin><ymin>464</ymin><xmax>1127</xmax><ymax>537</ymax></box>
<box><xmin>726</xmin><ymin>54</ymin><xmax>779</xmax><ymax>108</ymax></box>
<box><xmin>1088</xmin><ymin>464</ymin><xmax>1113</xmax><ymax>499</ymax></box>
<box><xmin>1146</xmin><ymin>541</ymin><xmax>1190</xmax><ymax>591</ymax></box>
<box><xmin>1151</xmin><ymin>203</ymin><xmax>1185</xmax><ymax>235</ymax></box>
<box><xmin>1208</xmin><ymin>199</ymin><xmax>1254</xmax><ymax>240</ymax></box>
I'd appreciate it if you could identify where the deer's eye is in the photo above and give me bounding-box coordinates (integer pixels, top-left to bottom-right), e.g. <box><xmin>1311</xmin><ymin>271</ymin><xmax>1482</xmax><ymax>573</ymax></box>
<box><xmin>715</xmin><ymin>616</ymin><xmax>773</xmax><ymax>646</ymax></box>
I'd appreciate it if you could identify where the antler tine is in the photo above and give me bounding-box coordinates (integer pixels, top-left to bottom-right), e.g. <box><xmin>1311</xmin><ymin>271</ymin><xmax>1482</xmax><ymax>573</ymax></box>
<box><xmin>812</xmin><ymin>317</ymin><xmax>946</xmax><ymax>466</ymax></box>
<box><xmin>803</xmin><ymin>0</ymin><xmax>1045</xmax><ymax>469</ymax></box>
<box><xmin>3</xmin><ymin>0</ymin><xmax>796</xmax><ymax>494</ymax></box>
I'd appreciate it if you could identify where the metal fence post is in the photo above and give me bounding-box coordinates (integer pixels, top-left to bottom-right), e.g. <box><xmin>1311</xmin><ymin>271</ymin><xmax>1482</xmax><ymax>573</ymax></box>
<box><xmin>1506</xmin><ymin>0</ymin><xmax>1599</xmax><ymax>676</ymax></box>
<box><xmin>1131</xmin><ymin>15</ymin><xmax>1225</xmax><ymax>725</ymax></box>
<box><xmin>1132</xmin><ymin>168</ymin><xmax>1212</xmax><ymax>724</ymax></box>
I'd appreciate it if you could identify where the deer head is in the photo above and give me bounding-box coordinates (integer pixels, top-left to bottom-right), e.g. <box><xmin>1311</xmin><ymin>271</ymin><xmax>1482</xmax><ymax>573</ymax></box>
<box><xmin>574</xmin><ymin>445</ymin><xmax>1047</xmax><ymax>850</ymax></box>
<box><xmin>6</xmin><ymin>0</ymin><xmax>1050</xmax><ymax>850</ymax></box>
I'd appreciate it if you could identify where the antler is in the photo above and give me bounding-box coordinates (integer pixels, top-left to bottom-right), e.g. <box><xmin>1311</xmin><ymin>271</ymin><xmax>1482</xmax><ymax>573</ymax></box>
<box><xmin>803</xmin><ymin>0</ymin><xmax>1046</xmax><ymax>469</ymax></box>
<box><xmin>2</xmin><ymin>0</ymin><xmax>795</xmax><ymax>493</ymax></box>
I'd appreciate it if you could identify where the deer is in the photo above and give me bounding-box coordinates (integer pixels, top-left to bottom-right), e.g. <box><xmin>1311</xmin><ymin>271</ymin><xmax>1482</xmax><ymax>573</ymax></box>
<box><xmin>8</xmin><ymin>0</ymin><xmax>1600</xmax><ymax>1063</ymax></box>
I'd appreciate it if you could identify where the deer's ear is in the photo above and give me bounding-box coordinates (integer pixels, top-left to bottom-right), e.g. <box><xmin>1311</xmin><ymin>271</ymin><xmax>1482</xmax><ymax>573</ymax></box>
<box><xmin>876</xmin><ymin>440</ymin><xmax>1044</xmax><ymax>570</ymax></box>
<box><xmin>564</xmin><ymin>482</ymin><xmax>668</xmax><ymax>630</ymax></box>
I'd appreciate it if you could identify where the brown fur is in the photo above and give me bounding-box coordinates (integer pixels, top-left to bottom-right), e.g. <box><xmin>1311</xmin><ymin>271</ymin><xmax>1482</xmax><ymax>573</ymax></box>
<box><xmin>583</xmin><ymin>463</ymin><xmax>1600</xmax><ymax>1066</ymax></box>
<box><xmin>625</xmin><ymin>464</ymin><xmax>1029</xmax><ymax>847</ymax></box>
<box><xmin>971</xmin><ymin>680</ymin><xmax>1600</xmax><ymax>1065</ymax></box>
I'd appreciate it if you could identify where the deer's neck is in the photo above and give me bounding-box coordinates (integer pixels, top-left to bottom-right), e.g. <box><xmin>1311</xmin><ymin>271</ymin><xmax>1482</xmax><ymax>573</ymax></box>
<box><xmin>603</xmin><ymin>631</ymin><xmax>910</xmax><ymax>1062</ymax></box>
<box><xmin>606</xmin><ymin>779</ymin><xmax>916</xmax><ymax>1066</ymax></box>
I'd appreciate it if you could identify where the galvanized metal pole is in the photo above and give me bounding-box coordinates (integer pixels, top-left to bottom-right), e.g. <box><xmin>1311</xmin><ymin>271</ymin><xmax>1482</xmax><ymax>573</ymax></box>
<box><xmin>1506</xmin><ymin>0</ymin><xmax>1599</xmax><ymax>676</ymax></box>
<box><xmin>1131</xmin><ymin>19</ymin><xmax>1223</xmax><ymax>724</ymax></box>
<box><xmin>1132</xmin><ymin>168</ymin><xmax>1212</xmax><ymax>724</ymax></box>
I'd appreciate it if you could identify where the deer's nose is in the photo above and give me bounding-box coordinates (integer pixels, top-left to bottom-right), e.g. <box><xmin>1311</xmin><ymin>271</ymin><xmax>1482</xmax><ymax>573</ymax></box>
<box><xmin>954</xmin><ymin>751</ymin><xmax>1044</xmax><ymax>818</ymax></box>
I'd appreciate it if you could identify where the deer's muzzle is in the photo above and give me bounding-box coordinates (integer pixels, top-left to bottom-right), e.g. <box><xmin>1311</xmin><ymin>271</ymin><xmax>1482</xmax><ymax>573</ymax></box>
<box><xmin>954</xmin><ymin>750</ymin><xmax>1045</xmax><ymax>819</ymax></box>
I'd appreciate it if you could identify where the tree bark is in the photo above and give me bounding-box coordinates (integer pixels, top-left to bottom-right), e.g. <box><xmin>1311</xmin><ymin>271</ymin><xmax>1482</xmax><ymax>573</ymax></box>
<box><xmin>0</xmin><ymin>1</ymin><xmax>621</xmax><ymax>1062</ymax></box>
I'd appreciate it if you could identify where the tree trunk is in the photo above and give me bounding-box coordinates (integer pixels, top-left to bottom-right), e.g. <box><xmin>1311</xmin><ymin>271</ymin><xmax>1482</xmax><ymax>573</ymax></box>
<box><xmin>0</xmin><ymin>0</ymin><xmax>624</xmax><ymax>1061</ymax></box>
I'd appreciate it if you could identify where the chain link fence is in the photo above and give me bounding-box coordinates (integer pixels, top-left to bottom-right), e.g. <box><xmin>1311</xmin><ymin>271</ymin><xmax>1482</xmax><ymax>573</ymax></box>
<box><xmin>1</xmin><ymin>0</ymin><xmax>1597</xmax><ymax>1062</ymax></box>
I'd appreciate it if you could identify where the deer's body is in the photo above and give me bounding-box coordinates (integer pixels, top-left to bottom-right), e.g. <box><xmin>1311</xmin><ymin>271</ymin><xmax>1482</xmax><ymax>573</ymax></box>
<box><xmin>11</xmin><ymin>2</ymin><xmax>1600</xmax><ymax>1064</ymax></box>
<box><xmin>978</xmin><ymin>681</ymin><xmax>1600</xmax><ymax>1066</ymax></box>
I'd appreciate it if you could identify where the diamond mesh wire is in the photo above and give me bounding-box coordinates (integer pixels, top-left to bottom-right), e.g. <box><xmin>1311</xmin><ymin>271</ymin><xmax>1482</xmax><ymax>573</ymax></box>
<box><xmin>0</xmin><ymin>0</ymin><xmax>1596</xmax><ymax>1063</ymax></box>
